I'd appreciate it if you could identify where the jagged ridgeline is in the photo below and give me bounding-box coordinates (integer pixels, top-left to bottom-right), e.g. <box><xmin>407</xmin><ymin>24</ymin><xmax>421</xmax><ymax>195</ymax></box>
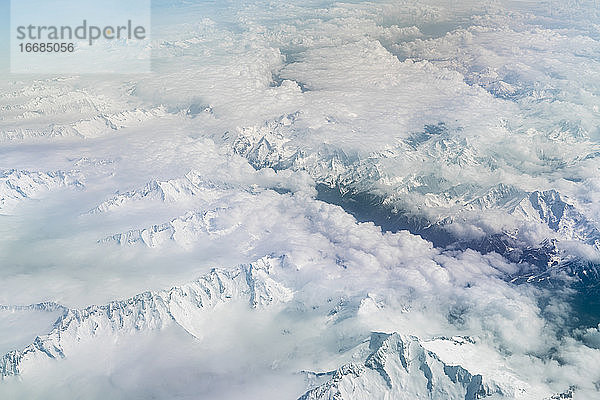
<box><xmin>1</xmin><ymin>257</ymin><xmax>292</xmax><ymax>378</ymax></box>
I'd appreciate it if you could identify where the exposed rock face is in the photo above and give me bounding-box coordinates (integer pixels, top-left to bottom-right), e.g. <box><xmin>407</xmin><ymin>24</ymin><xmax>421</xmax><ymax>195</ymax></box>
<box><xmin>300</xmin><ymin>332</ymin><xmax>502</xmax><ymax>400</ymax></box>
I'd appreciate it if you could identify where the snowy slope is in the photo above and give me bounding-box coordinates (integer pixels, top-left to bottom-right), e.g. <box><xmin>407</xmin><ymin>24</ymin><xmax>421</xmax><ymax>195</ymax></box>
<box><xmin>1</xmin><ymin>257</ymin><xmax>291</xmax><ymax>378</ymax></box>
<box><xmin>300</xmin><ymin>333</ymin><xmax>505</xmax><ymax>400</ymax></box>
<box><xmin>0</xmin><ymin>169</ymin><xmax>83</xmax><ymax>213</ymax></box>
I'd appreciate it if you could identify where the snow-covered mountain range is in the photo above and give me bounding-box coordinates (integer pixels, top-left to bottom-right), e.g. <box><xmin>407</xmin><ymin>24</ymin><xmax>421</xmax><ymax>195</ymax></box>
<box><xmin>1</xmin><ymin>0</ymin><xmax>600</xmax><ymax>399</ymax></box>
